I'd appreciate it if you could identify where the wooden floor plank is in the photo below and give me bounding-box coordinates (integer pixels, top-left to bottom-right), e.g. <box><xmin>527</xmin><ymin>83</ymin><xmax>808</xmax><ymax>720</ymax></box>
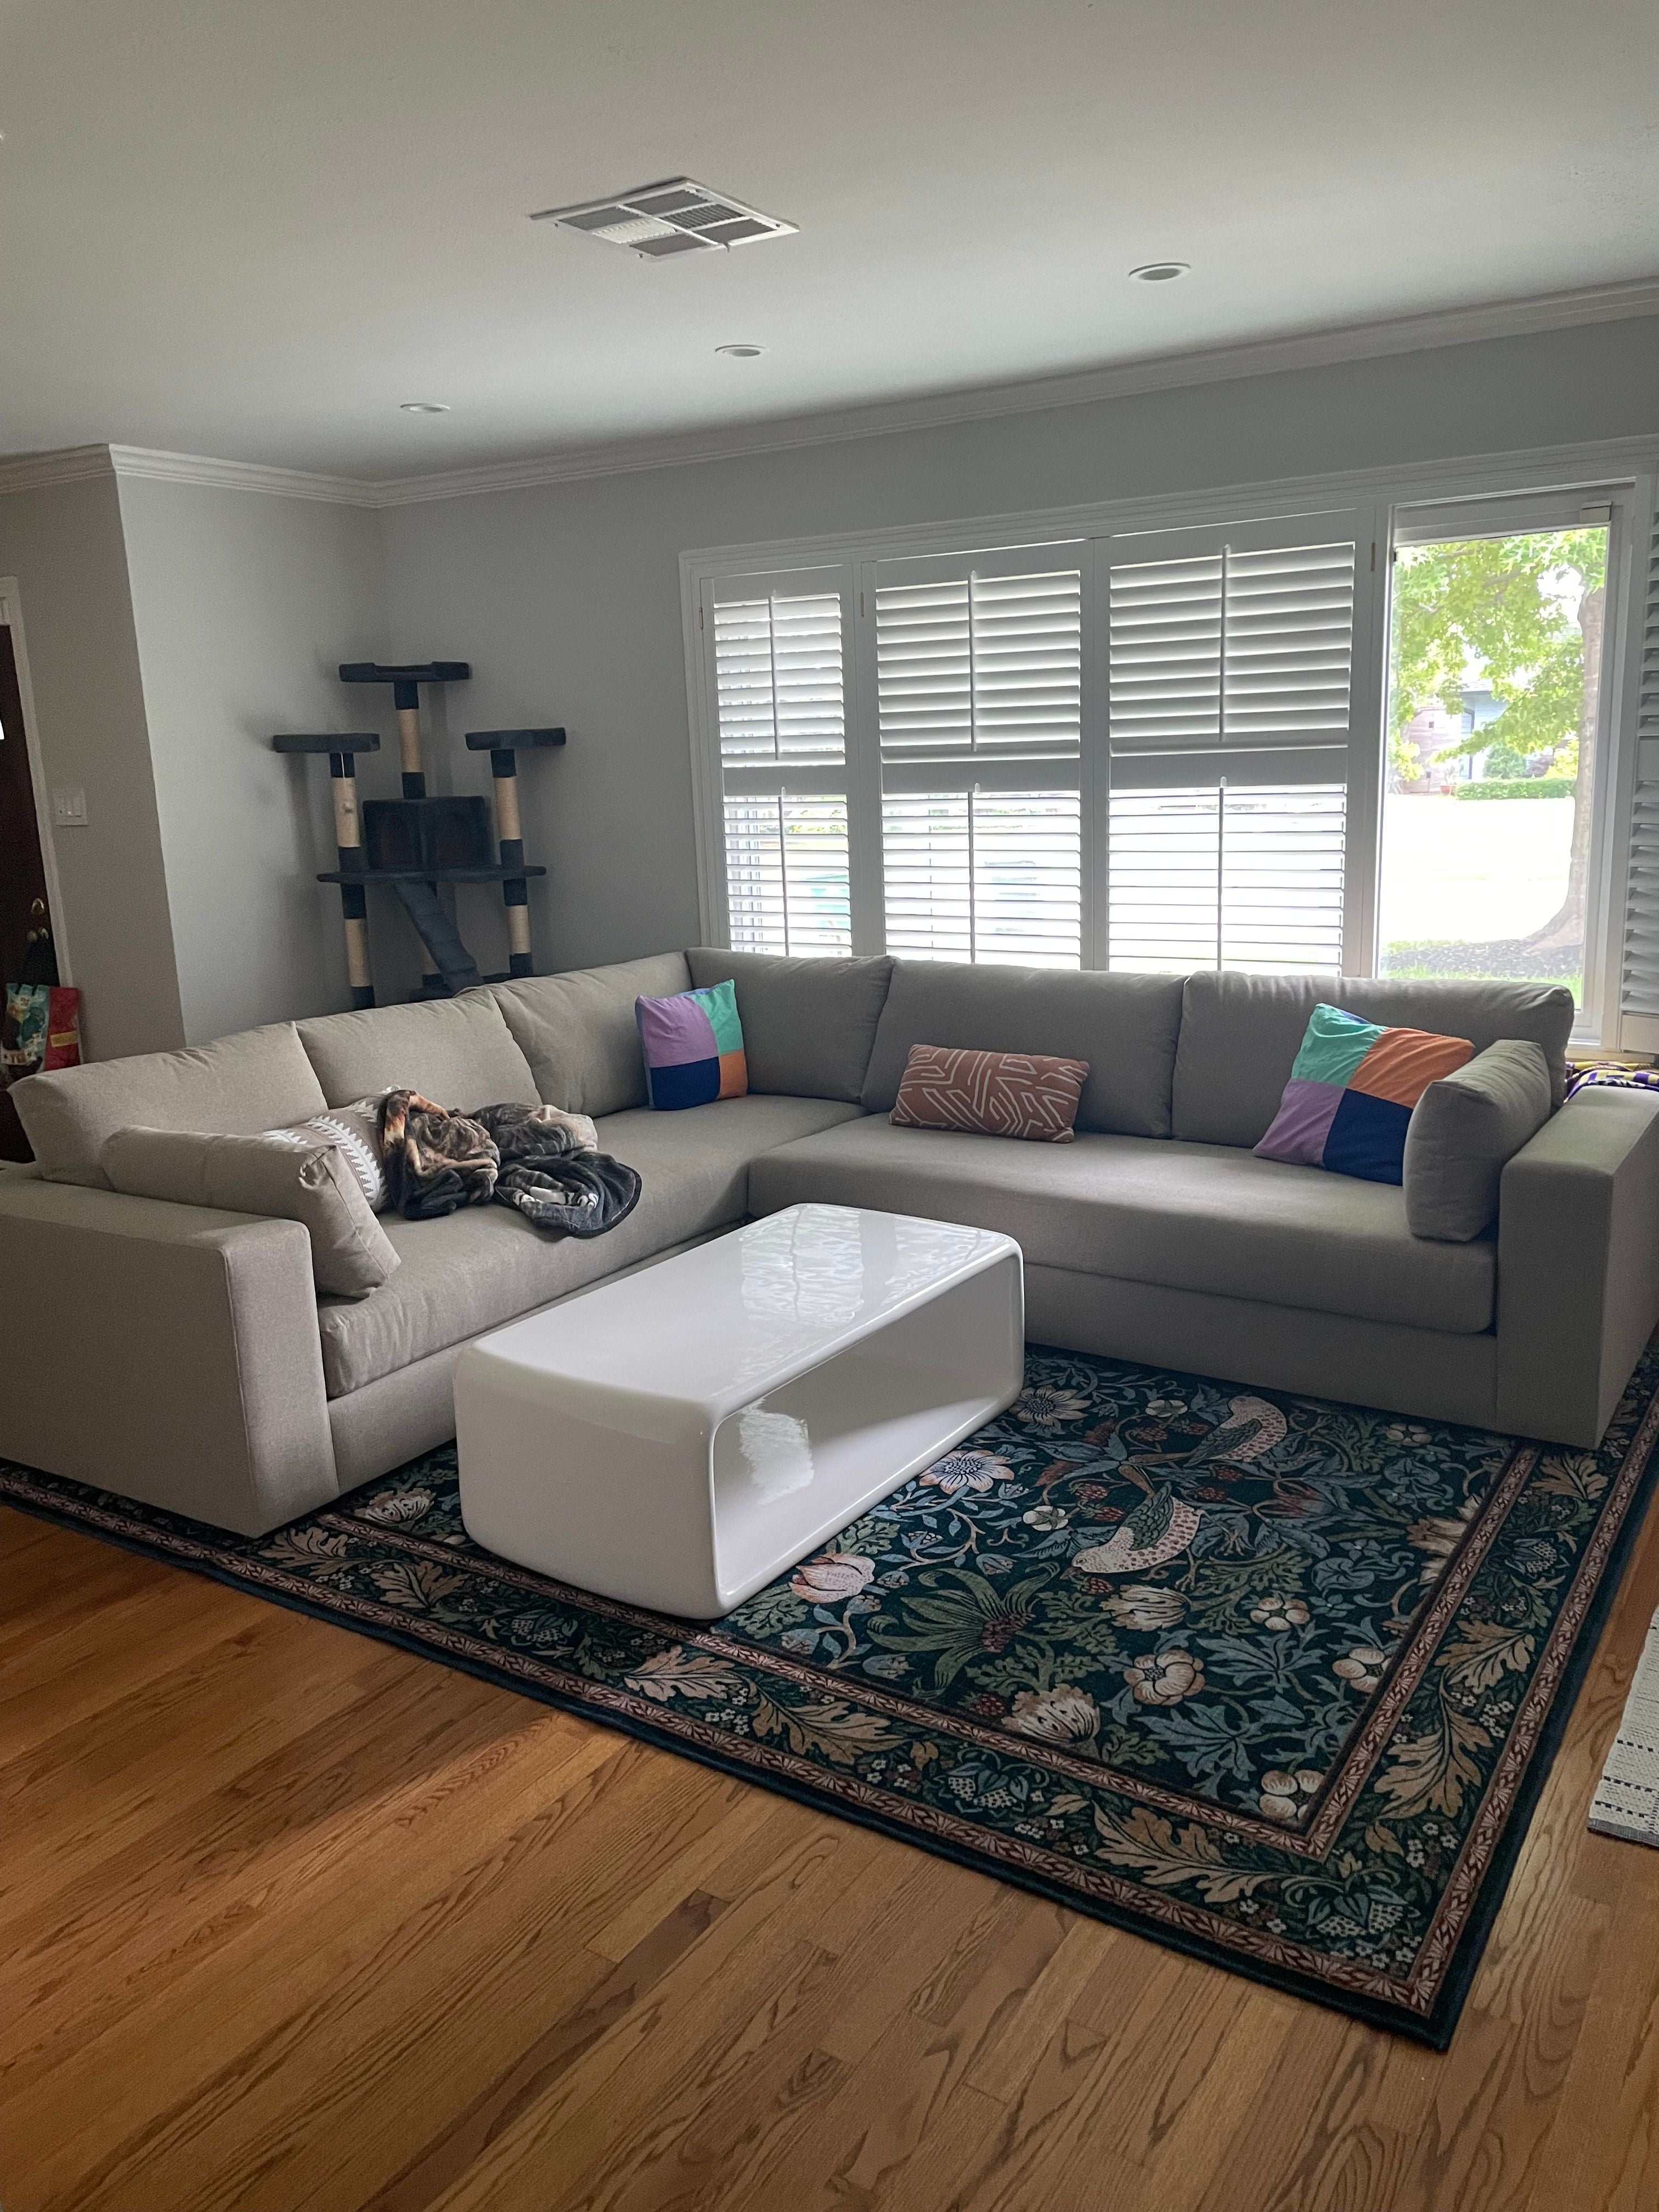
<box><xmin>5</xmin><ymin>1502</ymin><xmax>1659</xmax><ymax>2212</ymax></box>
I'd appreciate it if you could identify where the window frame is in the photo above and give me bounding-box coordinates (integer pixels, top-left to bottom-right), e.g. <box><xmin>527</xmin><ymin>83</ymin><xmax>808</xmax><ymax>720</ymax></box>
<box><xmin>683</xmin><ymin>436</ymin><xmax>1658</xmax><ymax>1040</ymax></box>
<box><xmin>1383</xmin><ymin>480</ymin><xmax>1651</xmax><ymax>1043</ymax></box>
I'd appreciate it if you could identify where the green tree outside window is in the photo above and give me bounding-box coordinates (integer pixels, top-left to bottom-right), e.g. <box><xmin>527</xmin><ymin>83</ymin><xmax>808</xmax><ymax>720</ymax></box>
<box><xmin>1388</xmin><ymin>529</ymin><xmax>1606</xmax><ymax>952</ymax></box>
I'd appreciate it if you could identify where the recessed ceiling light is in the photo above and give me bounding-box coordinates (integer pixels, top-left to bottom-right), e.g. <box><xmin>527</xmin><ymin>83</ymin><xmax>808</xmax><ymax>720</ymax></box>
<box><xmin>399</xmin><ymin>401</ymin><xmax>450</xmax><ymax>414</ymax></box>
<box><xmin>1128</xmin><ymin>262</ymin><xmax>1190</xmax><ymax>284</ymax></box>
<box><xmin>715</xmin><ymin>343</ymin><xmax>766</xmax><ymax>359</ymax></box>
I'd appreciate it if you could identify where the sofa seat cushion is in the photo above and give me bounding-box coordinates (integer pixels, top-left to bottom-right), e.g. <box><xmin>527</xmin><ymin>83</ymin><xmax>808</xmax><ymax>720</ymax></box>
<box><xmin>318</xmin><ymin>1094</ymin><xmax>865</xmax><ymax>1396</ymax></box>
<box><xmin>748</xmin><ymin>1116</ymin><xmax>1495</xmax><ymax>1335</ymax></box>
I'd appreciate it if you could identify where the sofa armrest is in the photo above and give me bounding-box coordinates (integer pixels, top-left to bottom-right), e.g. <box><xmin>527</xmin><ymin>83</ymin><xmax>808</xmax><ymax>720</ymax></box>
<box><xmin>1496</xmin><ymin>1087</ymin><xmax>1659</xmax><ymax>1444</ymax></box>
<box><xmin>0</xmin><ymin>1176</ymin><xmax>338</xmax><ymax>1535</ymax></box>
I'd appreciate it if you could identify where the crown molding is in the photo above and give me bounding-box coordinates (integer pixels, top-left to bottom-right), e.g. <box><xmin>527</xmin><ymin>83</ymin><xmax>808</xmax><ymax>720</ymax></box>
<box><xmin>678</xmin><ymin>434</ymin><xmax>1659</xmax><ymax>579</ymax></box>
<box><xmin>0</xmin><ymin>442</ymin><xmax>380</xmax><ymax>505</ymax></box>
<box><xmin>106</xmin><ymin>445</ymin><xmax>375</xmax><ymax>505</ymax></box>
<box><xmin>367</xmin><ymin>273</ymin><xmax>1659</xmax><ymax>506</ymax></box>
<box><xmin>3</xmin><ymin>274</ymin><xmax>1656</xmax><ymax>513</ymax></box>
<box><xmin>0</xmin><ymin>444</ymin><xmax>116</xmax><ymax>495</ymax></box>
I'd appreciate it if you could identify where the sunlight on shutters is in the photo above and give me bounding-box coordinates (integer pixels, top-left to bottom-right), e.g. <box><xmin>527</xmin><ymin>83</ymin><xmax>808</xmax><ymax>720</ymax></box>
<box><xmin>723</xmin><ymin>793</ymin><xmax>851</xmax><ymax>956</ymax></box>
<box><xmin>882</xmin><ymin>791</ymin><xmax>1082</xmax><ymax>968</ymax></box>
<box><xmin>1108</xmin><ymin>784</ymin><xmax>1345</xmax><ymax>972</ymax></box>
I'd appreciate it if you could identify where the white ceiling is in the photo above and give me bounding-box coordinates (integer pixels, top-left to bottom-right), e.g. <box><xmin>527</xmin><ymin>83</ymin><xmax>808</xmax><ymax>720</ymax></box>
<box><xmin>2</xmin><ymin>0</ymin><xmax>1656</xmax><ymax>480</ymax></box>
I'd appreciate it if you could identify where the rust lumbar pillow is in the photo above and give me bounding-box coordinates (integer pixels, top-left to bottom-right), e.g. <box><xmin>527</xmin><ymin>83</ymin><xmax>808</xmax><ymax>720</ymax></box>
<box><xmin>890</xmin><ymin>1043</ymin><xmax>1090</xmax><ymax>1144</ymax></box>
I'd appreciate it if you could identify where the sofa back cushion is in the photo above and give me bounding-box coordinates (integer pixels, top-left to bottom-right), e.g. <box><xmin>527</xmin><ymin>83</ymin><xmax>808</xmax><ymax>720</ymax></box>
<box><xmin>1171</xmin><ymin>971</ymin><xmax>1577</xmax><ymax>1148</ymax></box>
<box><xmin>861</xmin><ymin>961</ymin><xmax>1184</xmax><ymax>1138</ymax></box>
<box><xmin>686</xmin><ymin>949</ymin><xmax>893</xmax><ymax>1104</ymax></box>
<box><xmin>10</xmin><ymin>1022</ymin><xmax>328</xmax><ymax>1189</ymax></box>
<box><xmin>492</xmin><ymin>953</ymin><xmax>692</xmax><ymax>1116</ymax></box>
<box><xmin>298</xmin><ymin>992</ymin><xmax>538</xmax><ymax>1111</ymax></box>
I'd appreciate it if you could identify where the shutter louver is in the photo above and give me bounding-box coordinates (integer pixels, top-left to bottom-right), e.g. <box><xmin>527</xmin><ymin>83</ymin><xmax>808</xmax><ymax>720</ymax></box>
<box><xmin>1108</xmin><ymin>540</ymin><xmax>1354</xmax><ymax>750</ymax></box>
<box><xmin>1107</xmin><ymin>788</ymin><xmax>1221</xmax><ymax>970</ymax></box>
<box><xmin>1105</xmin><ymin>527</ymin><xmax>1356</xmax><ymax>972</ymax></box>
<box><xmin>1618</xmin><ymin>516</ymin><xmax>1659</xmax><ymax>1035</ymax></box>
<box><xmin>1107</xmin><ymin>785</ymin><xmax>1345</xmax><ymax>973</ymax></box>
<box><xmin>1221</xmin><ymin>785</ymin><xmax>1346</xmax><ymax>970</ymax></box>
<box><xmin>882</xmin><ymin>791</ymin><xmax>1082</xmax><ymax>966</ymax></box>
<box><xmin>712</xmin><ymin>583</ymin><xmax>851</xmax><ymax>955</ymax></box>
<box><xmin>722</xmin><ymin>793</ymin><xmax>851</xmax><ymax>956</ymax></box>
<box><xmin>1221</xmin><ymin>545</ymin><xmax>1355</xmax><ymax>743</ymax></box>
<box><xmin>715</xmin><ymin>591</ymin><xmax>845</xmax><ymax>766</ymax></box>
<box><xmin>1106</xmin><ymin>555</ymin><xmax>1223</xmax><ymax>750</ymax></box>
<box><xmin>876</xmin><ymin>559</ymin><xmax>1082</xmax><ymax>966</ymax></box>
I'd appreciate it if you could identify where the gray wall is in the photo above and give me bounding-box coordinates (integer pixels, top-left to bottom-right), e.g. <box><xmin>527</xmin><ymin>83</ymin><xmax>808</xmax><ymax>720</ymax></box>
<box><xmin>116</xmin><ymin>477</ymin><xmax>396</xmax><ymax>1041</ymax></box>
<box><xmin>378</xmin><ymin>314</ymin><xmax>1659</xmax><ymax>974</ymax></box>
<box><xmin>6</xmin><ymin>313</ymin><xmax>1656</xmax><ymax>1060</ymax></box>
<box><xmin>0</xmin><ymin>473</ymin><xmax>184</xmax><ymax>1059</ymax></box>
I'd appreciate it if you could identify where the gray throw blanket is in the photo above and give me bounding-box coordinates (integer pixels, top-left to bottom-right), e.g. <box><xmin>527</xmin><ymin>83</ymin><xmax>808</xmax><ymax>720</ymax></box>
<box><xmin>379</xmin><ymin>1091</ymin><xmax>641</xmax><ymax>1237</ymax></box>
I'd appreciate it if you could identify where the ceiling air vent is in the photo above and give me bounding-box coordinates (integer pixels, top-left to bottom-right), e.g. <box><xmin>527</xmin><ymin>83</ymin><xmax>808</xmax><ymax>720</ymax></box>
<box><xmin>530</xmin><ymin>178</ymin><xmax>797</xmax><ymax>259</ymax></box>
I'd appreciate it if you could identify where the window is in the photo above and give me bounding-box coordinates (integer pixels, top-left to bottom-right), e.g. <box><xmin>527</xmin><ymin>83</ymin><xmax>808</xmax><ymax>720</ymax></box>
<box><xmin>1379</xmin><ymin>493</ymin><xmax>1621</xmax><ymax>1014</ymax></box>
<box><xmin>705</xmin><ymin>568</ymin><xmax>853</xmax><ymax>956</ymax></box>
<box><xmin>687</xmin><ymin>458</ymin><xmax>1655</xmax><ymax>1044</ymax></box>
<box><xmin>875</xmin><ymin>549</ymin><xmax>1083</xmax><ymax>967</ymax></box>
<box><xmin>1102</xmin><ymin>517</ymin><xmax>1359</xmax><ymax>972</ymax></box>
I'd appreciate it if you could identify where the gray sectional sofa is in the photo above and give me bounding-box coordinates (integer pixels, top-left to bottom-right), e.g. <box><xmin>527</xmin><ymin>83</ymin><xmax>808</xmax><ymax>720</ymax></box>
<box><xmin>3</xmin><ymin>948</ymin><xmax>1657</xmax><ymax>1538</ymax></box>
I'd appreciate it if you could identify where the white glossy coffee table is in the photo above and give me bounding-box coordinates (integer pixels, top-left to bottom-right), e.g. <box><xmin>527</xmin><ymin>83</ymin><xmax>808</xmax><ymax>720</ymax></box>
<box><xmin>454</xmin><ymin>1203</ymin><xmax>1024</xmax><ymax>1619</ymax></box>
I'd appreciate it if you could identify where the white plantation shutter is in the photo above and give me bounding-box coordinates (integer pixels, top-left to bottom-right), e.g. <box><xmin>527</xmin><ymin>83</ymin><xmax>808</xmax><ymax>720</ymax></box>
<box><xmin>874</xmin><ymin>549</ymin><xmax>1084</xmax><ymax>967</ymax></box>
<box><xmin>1221</xmin><ymin>786</ymin><xmax>1347</xmax><ymax>968</ymax></box>
<box><xmin>1105</xmin><ymin>787</ymin><xmax>1222</xmax><ymax>969</ymax></box>
<box><xmin>1618</xmin><ymin>512</ymin><xmax>1659</xmax><ymax>1041</ymax></box>
<box><xmin>1105</xmin><ymin>786</ymin><xmax>1346</xmax><ymax>974</ymax></box>
<box><xmin>720</xmin><ymin>793</ymin><xmax>851</xmax><ymax>955</ymax></box>
<box><xmin>709</xmin><ymin>572</ymin><xmax>852</xmax><ymax>955</ymax></box>
<box><xmin>1104</xmin><ymin>517</ymin><xmax>1358</xmax><ymax>972</ymax></box>
<box><xmin>881</xmin><ymin>791</ymin><xmax>1083</xmax><ymax>964</ymax></box>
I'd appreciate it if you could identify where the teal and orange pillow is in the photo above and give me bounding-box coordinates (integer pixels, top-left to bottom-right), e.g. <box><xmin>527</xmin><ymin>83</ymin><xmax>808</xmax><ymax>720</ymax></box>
<box><xmin>1255</xmin><ymin>1003</ymin><xmax>1472</xmax><ymax>1185</ymax></box>
<box><xmin>636</xmin><ymin>978</ymin><xmax>748</xmax><ymax>1111</ymax></box>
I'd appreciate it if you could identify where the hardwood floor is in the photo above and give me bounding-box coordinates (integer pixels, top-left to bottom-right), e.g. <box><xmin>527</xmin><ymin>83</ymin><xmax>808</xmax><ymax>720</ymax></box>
<box><xmin>5</xmin><ymin>1494</ymin><xmax>1658</xmax><ymax>2212</ymax></box>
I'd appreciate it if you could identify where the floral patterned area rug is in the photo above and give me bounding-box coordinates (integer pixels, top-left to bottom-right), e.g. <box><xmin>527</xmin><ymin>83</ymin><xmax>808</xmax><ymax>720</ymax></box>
<box><xmin>8</xmin><ymin>1344</ymin><xmax>1659</xmax><ymax>2047</ymax></box>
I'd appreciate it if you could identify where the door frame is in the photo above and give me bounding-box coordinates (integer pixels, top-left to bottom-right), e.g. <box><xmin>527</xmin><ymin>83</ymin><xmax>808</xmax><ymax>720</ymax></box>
<box><xmin>0</xmin><ymin>578</ymin><xmax>72</xmax><ymax>985</ymax></box>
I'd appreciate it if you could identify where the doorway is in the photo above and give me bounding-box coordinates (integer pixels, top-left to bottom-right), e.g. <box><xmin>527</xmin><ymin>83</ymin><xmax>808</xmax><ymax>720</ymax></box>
<box><xmin>0</xmin><ymin>620</ymin><xmax>55</xmax><ymax>1159</ymax></box>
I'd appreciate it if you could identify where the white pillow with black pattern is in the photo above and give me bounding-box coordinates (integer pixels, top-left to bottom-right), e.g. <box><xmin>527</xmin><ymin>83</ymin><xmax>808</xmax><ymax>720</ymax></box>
<box><xmin>280</xmin><ymin>1092</ymin><xmax>391</xmax><ymax>1212</ymax></box>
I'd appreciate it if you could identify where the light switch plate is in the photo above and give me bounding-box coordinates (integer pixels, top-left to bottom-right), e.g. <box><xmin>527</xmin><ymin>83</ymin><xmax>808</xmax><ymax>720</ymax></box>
<box><xmin>52</xmin><ymin>785</ymin><xmax>88</xmax><ymax>827</ymax></box>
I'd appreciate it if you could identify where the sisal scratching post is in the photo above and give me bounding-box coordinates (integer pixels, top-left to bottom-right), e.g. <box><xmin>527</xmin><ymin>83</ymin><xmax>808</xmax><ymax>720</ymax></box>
<box><xmin>466</xmin><ymin>728</ymin><xmax>566</xmax><ymax>979</ymax></box>
<box><xmin>341</xmin><ymin>663</ymin><xmax>469</xmax><ymax>986</ymax></box>
<box><xmin>272</xmin><ymin>732</ymin><xmax>381</xmax><ymax>1007</ymax></box>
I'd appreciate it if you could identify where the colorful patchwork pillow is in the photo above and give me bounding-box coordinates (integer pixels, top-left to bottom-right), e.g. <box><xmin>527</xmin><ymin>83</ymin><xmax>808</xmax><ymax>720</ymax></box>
<box><xmin>891</xmin><ymin>1044</ymin><xmax>1090</xmax><ymax>1143</ymax></box>
<box><xmin>1254</xmin><ymin>1003</ymin><xmax>1474</xmax><ymax>1185</ymax></box>
<box><xmin>636</xmin><ymin>979</ymin><xmax>748</xmax><ymax>1111</ymax></box>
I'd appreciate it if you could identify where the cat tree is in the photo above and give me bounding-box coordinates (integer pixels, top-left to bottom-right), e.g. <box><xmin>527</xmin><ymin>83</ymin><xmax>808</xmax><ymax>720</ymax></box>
<box><xmin>274</xmin><ymin>662</ymin><xmax>565</xmax><ymax>1006</ymax></box>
